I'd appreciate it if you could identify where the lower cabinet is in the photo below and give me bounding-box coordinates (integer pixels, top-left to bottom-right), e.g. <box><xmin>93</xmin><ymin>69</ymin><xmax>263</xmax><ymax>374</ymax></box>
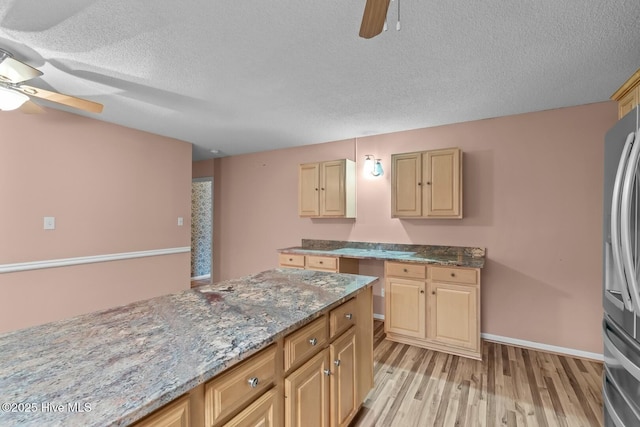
<box><xmin>133</xmin><ymin>288</ymin><xmax>373</xmax><ymax>427</ymax></box>
<box><xmin>284</xmin><ymin>350</ymin><xmax>330</xmax><ymax>427</ymax></box>
<box><xmin>284</xmin><ymin>327</ymin><xmax>358</xmax><ymax>427</ymax></box>
<box><xmin>279</xmin><ymin>255</ymin><xmax>359</xmax><ymax>274</ymax></box>
<box><xmin>384</xmin><ymin>261</ymin><xmax>481</xmax><ymax>360</ymax></box>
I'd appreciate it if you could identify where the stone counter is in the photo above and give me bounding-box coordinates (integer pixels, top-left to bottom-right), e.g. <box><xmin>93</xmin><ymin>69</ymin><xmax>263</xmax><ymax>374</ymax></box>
<box><xmin>0</xmin><ymin>269</ymin><xmax>377</xmax><ymax>427</ymax></box>
<box><xmin>278</xmin><ymin>239</ymin><xmax>485</xmax><ymax>269</ymax></box>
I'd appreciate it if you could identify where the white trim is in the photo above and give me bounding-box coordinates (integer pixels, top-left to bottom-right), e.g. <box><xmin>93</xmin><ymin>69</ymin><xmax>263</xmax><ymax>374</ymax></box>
<box><xmin>0</xmin><ymin>247</ymin><xmax>191</xmax><ymax>274</ymax></box>
<box><xmin>191</xmin><ymin>274</ymin><xmax>211</xmax><ymax>281</ymax></box>
<box><xmin>373</xmin><ymin>313</ymin><xmax>385</xmax><ymax>321</ymax></box>
<box><xmin>481</xmin><ymin>333</ymin><xmax>604</xmax><ymax>362</ymax></box>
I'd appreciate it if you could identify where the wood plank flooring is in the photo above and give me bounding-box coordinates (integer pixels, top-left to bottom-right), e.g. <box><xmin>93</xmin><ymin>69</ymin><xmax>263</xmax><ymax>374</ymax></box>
<box><xmin>351</xmin><ymin>321</ymin><xmax>603</xmax><ymax>427</ymax></box>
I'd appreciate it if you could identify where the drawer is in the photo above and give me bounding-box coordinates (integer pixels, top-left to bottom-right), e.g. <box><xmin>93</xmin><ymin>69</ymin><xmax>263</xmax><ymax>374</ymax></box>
<box><xmin>279</xmin><ymin>253</ymin><xmax>305</xmax><ymax>268</ymax></box>
<box><xmin>429</xmin><ymin>266</ymin><xmax>478</xmax><ymax>285</ymax></box>
<box><xmin>284</xmin><ymin>315</ymin><xmax>328</xmax><ymax>371</ymax></box>
<box><xmin>386</xmin><ymin>262</ymin><xmax>426</xmax><ymax>279</ymax></box>
<box><xmin>330</xmin><ymin>298</ymin><xmax>357</xmax><ymax>338</ymax></box>
<box><xmin>205</xmin><ymin>344</ymin><xmax>277</xmax><ymax>425</ymax></box>
<box><xmin>306</xmin><ymin>255</ymin><xmax>338</xmax><ymax>271</ymax></box>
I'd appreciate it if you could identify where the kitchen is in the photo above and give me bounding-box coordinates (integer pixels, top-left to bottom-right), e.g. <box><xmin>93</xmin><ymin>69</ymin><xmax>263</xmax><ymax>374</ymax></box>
<box><xmin>1</xmin><ymin>1</ymin><xmax>639</xmax><ymax>426</ymax></box>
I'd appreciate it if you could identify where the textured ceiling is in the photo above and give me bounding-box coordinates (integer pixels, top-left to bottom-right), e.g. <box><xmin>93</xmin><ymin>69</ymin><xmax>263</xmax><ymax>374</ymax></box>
<box><xmin>0</xmin><ymin>1</ymin><xmax>638</xmax><ymax>160</ymax></box>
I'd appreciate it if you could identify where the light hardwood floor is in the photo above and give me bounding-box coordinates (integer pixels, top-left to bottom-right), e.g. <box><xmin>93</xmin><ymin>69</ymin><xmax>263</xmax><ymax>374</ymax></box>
<box><xmin>351</xmin><ymin>321</ymin><xmax>603</xmax><ymax>427</ymax></box>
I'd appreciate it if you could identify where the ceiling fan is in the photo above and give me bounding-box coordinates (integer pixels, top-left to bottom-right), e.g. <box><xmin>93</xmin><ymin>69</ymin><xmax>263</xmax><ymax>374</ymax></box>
<box><xmin>359</xmin><ymin>0</ymin><xmax>391</xmax><ymax>39</ymax></box>
<box><xmin>0</xmin><ymin>48</ymin><xmax>103</xmax><ymax>114</ymax></box>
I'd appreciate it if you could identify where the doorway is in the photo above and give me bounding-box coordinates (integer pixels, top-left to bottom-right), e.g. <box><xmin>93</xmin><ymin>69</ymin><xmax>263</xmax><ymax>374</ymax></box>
<box><xmin>191</xmin><ymin>177</ymin><xmax>212</xmax><ymax>281</ymax></box>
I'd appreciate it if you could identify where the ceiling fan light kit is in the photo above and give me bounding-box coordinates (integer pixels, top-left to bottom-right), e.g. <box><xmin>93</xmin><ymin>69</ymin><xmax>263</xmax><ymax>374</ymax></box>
<box><xmin>0</xmin><ymin>85</ymin><xmax>28</xmax><ymax>111</ymax></box>
<box><xmin>0</xmin><ymin>48</ymin><xmax>103</xmax><ymax>114</ymax></box>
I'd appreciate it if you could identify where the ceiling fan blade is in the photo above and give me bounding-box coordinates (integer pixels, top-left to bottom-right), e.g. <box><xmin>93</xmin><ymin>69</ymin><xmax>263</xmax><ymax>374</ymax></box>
<box><xmin>19</xmin><ymin>100</ymin><xmax>46</xmax><ymax>114</ymax></box>
<box><xmin>16</xmin><ymin>84</ymin><xmax>103</xmax><ymax>113</ymax></box>
<box><xmin>0</xmin><ymin>56</ymin><xmax>43</xmax><ymax>84</ymax></box>
<box><xmin>359</xmin><ymin>0</ymin><xmax>391</xmax><ymax>39</ymax></box>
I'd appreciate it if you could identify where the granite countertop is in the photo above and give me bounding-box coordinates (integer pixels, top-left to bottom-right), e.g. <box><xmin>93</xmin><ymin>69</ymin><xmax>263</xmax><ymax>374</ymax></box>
<box><xmin>0</xmin><ymin>269</ymin><xmax>377</xmax><ymax>427</ymax></box>
<box><xmin>278</xmin><ymin>239</ymin><xmax>486</xmax><ymax>269</ymax></box>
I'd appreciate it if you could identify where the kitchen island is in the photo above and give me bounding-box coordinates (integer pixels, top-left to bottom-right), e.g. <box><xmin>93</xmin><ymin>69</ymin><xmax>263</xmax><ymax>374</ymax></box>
<box><xmin>0</xmin><ymin>268</ymin><xmax>376</xmax><ymax>426</ymax></box>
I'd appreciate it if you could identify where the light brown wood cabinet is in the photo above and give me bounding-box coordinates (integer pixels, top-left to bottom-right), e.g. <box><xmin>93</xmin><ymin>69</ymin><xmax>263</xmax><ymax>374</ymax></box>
<box><xmin>136</xmin><ymin>288</ymin><xmax>373</xmax><ymax>427</ymax></box>
<box><xmin>611</xmin><ymin>68</ymin><xmax>640</xmax><ymax>118</ymax></box>
<box><xmin>299</xmin><ymin>159</ymin><xmax>356</xmax><ymax>218</ymax></box>
<box><xmin>384</xmin><ymin>261</ymin><xmax>481</xmax><ymax>360</ymax></box>
<box><xmin>279</xmin><ymin>255</ymin><xmax>359</xmax><ymax>274</ymax></box>
<box><xmin>391</xmin><ymin>148</ymin><xmax>462</xmax><ymax>219</ymax></box>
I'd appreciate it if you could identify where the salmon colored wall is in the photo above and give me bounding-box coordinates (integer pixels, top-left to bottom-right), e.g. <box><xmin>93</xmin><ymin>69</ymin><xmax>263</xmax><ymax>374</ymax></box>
<box><xmin>214</xmin><ymin>102</ymin><xmax>618</xmax><ymax>354</ymax></box>
<box><xmin>0</xmin><ymin>108</ymin><xmax>192</xmax><ymax>333</ymax></box>
<box><xmin>193</xmin><ymin>159</ymin><xmax>214</xmax><ymax>179</ymax></box>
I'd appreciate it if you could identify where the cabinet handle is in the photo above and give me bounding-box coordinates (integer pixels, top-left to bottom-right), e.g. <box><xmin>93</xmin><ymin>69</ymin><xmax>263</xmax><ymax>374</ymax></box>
<box><xmin>426</xmin><ymin>182</ymin><xmax>431</xmax><ymax>185</ymax></box>
<box><xmin>334</xmin><ymin>359</ymin><xmax>341</xmax><ymax>367</ymax></box>
<box><xmin>324</xmin><ymin>369</ymin><xmax>331</xmax><ymax>376</ymax></box>
<box><xmin>315</xmin><ymin>188</ymin><xmax>318</xmax><ymax>191</ymax></box>
<box><xmin>432</xmin><ymin>291</ymin><xmax>436</xmax><ymax>295</ymax></box>
<box><xmin>420</xmin><ymin>290</ymin><xmax>425</xmax><ymax>294</ymax></box>
<box><xmin>418</xmin><ymin>182</ymin><xmax>422</xmax><ymax>186</ymax></box>
<box><xmin>247</xmin><ymin>377</ymin><xmax>259</xmax><ymax>388</ymax></box>
<box><xmin>309</xmin><ymin>338</ymin><xmax>318</xmax><ymax>346</ymax></box>
<box><xmin>344</xmin><ymin>313</ymin><xmax>353</xmax><ymax>320</ymax></box>
<box><xmin>321</xmin><ymin>187</ymin><xmax>325</xmax><ymax>191</ymax></box>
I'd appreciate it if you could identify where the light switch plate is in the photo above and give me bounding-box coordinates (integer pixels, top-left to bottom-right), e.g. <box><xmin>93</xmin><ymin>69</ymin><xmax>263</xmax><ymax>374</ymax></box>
<box><xmin>177</xmin><ymin>217</ymin><xmax>184</xmax><ymax>226</ymax></box>
<box><xmin>44</xmin><ymin>216</ymin><xmax>55</xmax><ymax>230</ymax></box>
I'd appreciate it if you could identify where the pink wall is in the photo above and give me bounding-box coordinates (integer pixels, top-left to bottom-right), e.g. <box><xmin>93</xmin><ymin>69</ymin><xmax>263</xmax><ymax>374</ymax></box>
<box><xmin>193</xmin><ymin>159</ymin><xmax>214</xmax><ymax>179</ymax></box>
<box><xmin>214</xmin><ymin>102</ymin><xmax>618</xmax><ymax>354</ymax></box>
<box><xmin>0</xmin><ymin>108</ymin><xmax>192</xmax><ymax>333</ymax></box>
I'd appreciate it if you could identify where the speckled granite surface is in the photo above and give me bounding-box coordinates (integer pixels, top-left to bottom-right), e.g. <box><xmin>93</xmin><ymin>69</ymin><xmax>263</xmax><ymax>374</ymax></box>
<box><xmin>278</xmin><ymin>239</ymin><xmax>485</xmax><ymax>268</ymax></box>
<box><xmin>0</xmin><ymin>269</ymin><xmax>376</xmax><ymax>427</ymax></box>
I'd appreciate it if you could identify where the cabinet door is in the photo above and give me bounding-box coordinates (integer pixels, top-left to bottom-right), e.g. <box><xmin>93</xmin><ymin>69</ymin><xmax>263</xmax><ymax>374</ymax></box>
<box><xmin>384</xmin><ymin>277</ymin><xmax>426</xmax><ymax>339</ymax></box>
<box><xmin>320</xmin><ymin>160</ymin><xmax>346</xmax><ymax>217</ymax></box>
<box><xmin>223</xmin><ymin>389</ymin><xmax>278</xmax><ymax>427</ymax></box>
<box><xmin>299</xmin><ymin>163</ymin><xmax>320</xmax><ymax>217</ymax></box>
<box><xmin>423</xmin><ymin>148</ymin><xmax>462</xmax><ymax>218</ymax></box>
<box><xmin>330</xmin><ymin>328</ymin><xmax>357</xmax><ymax>427</ymax></box>
<box><xmin>134</xmin><ymin>394</ymin><xmax>190</xmax><ymax>427</ymax></box>
<box><xmin>427</xmin><ymin>282</ymin><xmax>478</xmax><ymax>351</ymax></box>
<box><xmin>285</xmin><ymin>350</ymin><xmax>330</xmax><ymax>427</ymax></box>
<box><xmin>391</xmin><ymin>152</ymin><xmax>422</xmax><ymax>217</ymax></box>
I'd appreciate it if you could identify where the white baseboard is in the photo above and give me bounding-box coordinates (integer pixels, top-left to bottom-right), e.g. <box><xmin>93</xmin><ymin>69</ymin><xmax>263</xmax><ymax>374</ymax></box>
<box><xmin>372</xmin><ymin>315</ymin><xmax>602</xmax><ymax>361</ymax></box>
<box><xmin>191</xmin><ymin>274</ymin><xmax>211</xmax><ymax>281</ymax></box>
<box><xmin>481</xmin><ymin>333</ymin><xmax>603</xmax><ymax>361</ymax></box>
<box><xmin>0</xmin><ymin>247</ymin><xmax>191</xmax><ymax>274</ymax></box>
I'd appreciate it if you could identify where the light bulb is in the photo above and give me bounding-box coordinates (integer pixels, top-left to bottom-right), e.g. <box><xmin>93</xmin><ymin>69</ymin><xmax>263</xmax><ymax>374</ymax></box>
<box><xmin>364</xmin><ymin>155</ymin><xmax>375</xmax><ymax>175</ymax></box>
<box><xmin>0</xmin><ymin>86</ymin><xmax>28</xmax><ymax>111</ymax></box>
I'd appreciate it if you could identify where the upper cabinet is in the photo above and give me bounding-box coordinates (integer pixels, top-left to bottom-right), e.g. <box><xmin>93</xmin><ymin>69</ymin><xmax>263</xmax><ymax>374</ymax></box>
<box><xmin>299</xmin><ymin>159</ymin><xmax>356</xmax><ymax>218</ymax></box>
<box><xmin>391</xmin><ymin>148</ymin><xmax>462</xmax><ymax>219</ymax></box>
<box><xmin>612</xmin><ymin>68</ymin><xmax>640</xmax><ymax>118</ymax></box>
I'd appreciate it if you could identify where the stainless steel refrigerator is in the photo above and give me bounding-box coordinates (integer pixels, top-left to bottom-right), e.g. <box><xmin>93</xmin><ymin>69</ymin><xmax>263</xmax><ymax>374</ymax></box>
<box><xmin>603</xmin><ymin>104</ymin><xmax>640</xmax><ymax>426</ymax></box>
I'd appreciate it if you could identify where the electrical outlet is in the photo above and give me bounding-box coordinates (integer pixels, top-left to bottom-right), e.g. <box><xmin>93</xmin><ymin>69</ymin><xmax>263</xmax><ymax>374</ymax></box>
<box><xmin>177</xmin><ymin>217</ymin><xmax>184</xmax><ymax>226</ymax></box>
<box><xmin>43</xmin><ymin>216</ymin><xmax>55</xmax><ymax>230</ymax></box>
<box><xmin>381</xmin><ymin>287</ymin><xmax>385</xmax><ymax>297</ymax></box>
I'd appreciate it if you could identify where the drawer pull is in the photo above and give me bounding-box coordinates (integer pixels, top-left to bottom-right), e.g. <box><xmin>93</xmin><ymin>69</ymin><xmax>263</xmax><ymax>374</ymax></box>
<box><xmin>344</xmin><ymin>313</ymin><xmax>353</xmax><ymax>320</ymax></box>
<box><xmin>289</xmin><ymin>258</ymin><xmax>293</xmax><ymax>261</ymax></box>
<box><xmin>334</xmin><ymin>359</ymin><xmax>341</xmax><ymax>367</ymax></box>
<box><xmin>309</xmin><ymin>338</ymin><xmax>318</xmax><ymax>346</ymax></box>
<box><xmin>403</xmin><ymin>268</ymin><xmax>408</xmax><ymax>272</ymax></box>
<box><xmin>247</xmin><ymin>377</ymin><xmax>259</xmax><ymax>388</ymax></box>
<box><xmin>319</xmin><ymin>261</ymin><xmax>324</xmax><ymax>264</ymax></box>
<box><xmin>451</xmin><ymin>273</ymin><xmax>456</xmax><ymax>277</ymax></box>
<box><xmin>324</xmin><ymin>369</ymin><xmax>331</xmax><ymax>376</ymax></box>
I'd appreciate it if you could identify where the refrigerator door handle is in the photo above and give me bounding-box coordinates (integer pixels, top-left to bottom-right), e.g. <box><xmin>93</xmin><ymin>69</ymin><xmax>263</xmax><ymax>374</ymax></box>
<box><xmin>620</xmin><ymin>131</ymin><xmax>640</xmax><ymax>314</ymax></box>
<box><xmin>603</xmin><ymin>376</ymin><xmax>629</xmax><ymax>427</ymax></box>
<box><xmin>604</xmin><ymin>318</ymin><xmax>640</xmax><ymax>382</ymax></box>
<box><xmin>611</xmin><ymin>131</ymin><xmax>636</xmax><ymax>310</ymax></box>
